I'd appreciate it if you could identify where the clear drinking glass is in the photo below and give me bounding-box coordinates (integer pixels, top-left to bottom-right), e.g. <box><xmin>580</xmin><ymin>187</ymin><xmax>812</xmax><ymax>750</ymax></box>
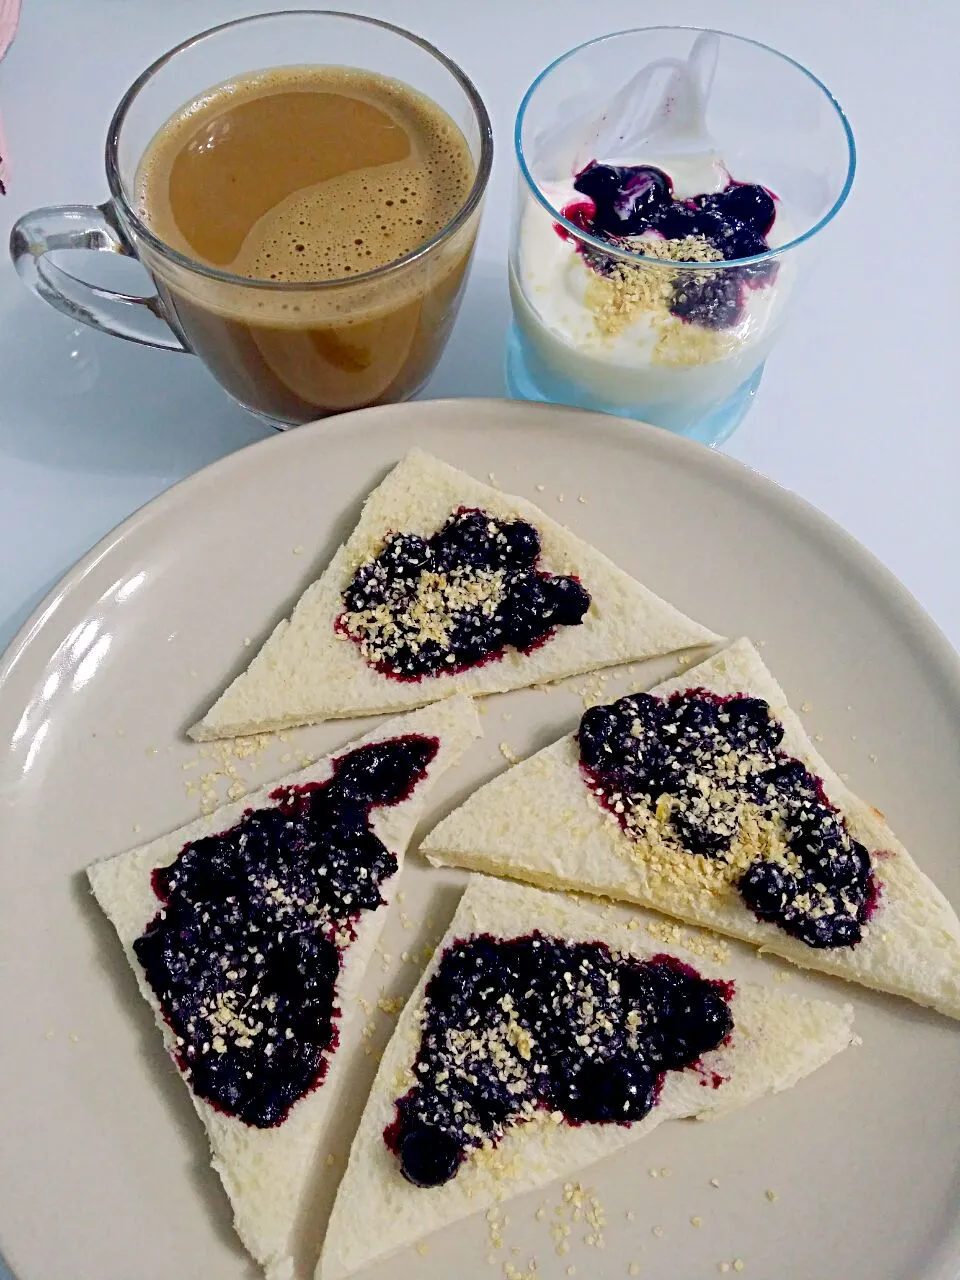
<box><xmin>506</xmin><ymin>27</ymin><xmax>855</xmax><ymax>446</ymax></box>
<box><xmin>9</xmin><ymin>11</ymin><xmax>493</xmax><ymax>427</ymax></box>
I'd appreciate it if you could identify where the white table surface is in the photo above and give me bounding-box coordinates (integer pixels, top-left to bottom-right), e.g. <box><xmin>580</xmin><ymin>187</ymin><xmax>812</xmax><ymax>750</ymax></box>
<box><xmin>0</xmin><ymin>4</ymin><xmax>957</xmax><ymax>1277</ymax></box>
<box><xmin>1</xmin><ymin>0</ymin><xmax>959</xmax><ymax>660</ymax></box>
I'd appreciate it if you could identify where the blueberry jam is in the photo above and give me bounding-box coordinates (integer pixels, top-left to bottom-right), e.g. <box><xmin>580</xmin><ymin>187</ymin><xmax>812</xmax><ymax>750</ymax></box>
<box><xmin>338</xmin><ymin>507</ymin><xmax>591</xmax><ymax>680</ymax></box>
<box><xmin>563</xmin><ymin>162</ymin><xmax>778</xmax><ymax>329</ymax></box>
<box><xmin>385</xmin><ymin>934</ymin><xmax>733</xmax><ymax>1187</ymax></box>
<box><xmin>134</xmin><ymin>734</ymin><xmax>439</xmax><ymax>1127</ymax></box>
<box><xmin>578</xmin><ymin>690</ymin><xmax>878</xmax><ymax>948</ymax></box>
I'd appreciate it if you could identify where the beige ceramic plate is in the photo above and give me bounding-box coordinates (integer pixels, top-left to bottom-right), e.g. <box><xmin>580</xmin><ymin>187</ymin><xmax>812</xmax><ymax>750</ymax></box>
<box><xmin>2</xmin><ymin>398</ymin><xmax>960</xmax><ymax>1280</ymax></box>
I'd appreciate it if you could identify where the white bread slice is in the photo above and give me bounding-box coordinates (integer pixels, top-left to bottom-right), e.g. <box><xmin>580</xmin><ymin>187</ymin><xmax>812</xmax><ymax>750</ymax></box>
<box><xmin>87</xmin><ymin>696</ymin><xmax>481</xmax><ymax>1280</ymax></box>
<box><xmin>190</xmin><ymin>449</ymin><xmax>720</xmax><ymax>740</ymax></box>
<box><xmin>422</xmin><ymin>639</ymin><xmax>960</xmax><ymax>1019</ymax></box>
<box><xmin>318</xmin><ymin>875</ymin><xmax>854</xmax><ymax>1280</ymax></box>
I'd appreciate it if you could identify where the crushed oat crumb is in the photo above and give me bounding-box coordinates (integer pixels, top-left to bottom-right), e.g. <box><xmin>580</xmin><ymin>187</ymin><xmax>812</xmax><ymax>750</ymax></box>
<box><xmin>646</xmin><ymin>919</ymin><xmax>730</xmax><ymax>964</ymax></box>
<box><xmin>584</xmin><ymin>234</ymin><xmax>735</xmax><ymax>366</ymax></box>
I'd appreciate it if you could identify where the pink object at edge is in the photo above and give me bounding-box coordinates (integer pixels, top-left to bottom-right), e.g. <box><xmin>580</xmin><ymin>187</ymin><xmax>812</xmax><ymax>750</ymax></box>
<box><xmin>0</xmin><ymin>0</ymin><xmax>23</xmax><ymax>194</ymax></box>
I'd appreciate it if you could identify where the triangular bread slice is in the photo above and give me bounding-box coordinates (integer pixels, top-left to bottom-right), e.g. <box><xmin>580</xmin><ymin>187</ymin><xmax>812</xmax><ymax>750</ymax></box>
<box><xmin>422</xmin><ymin>640</ymin><xmax>960</xmax><ymax>1019</ymax></box>
<box><xmin>87</xmin><ymin>696</ymin><xmax>481</xmax><ymax>1280</ymax></box>
<box><xmin>190</xmin><ymin>449</ymin><xmax>720</xmax><ymax>740</ymax></box>
<box><xmin>318</xmin><ymin>875</ymin><xmax>854</xmax><ymax>1280</ymax></box>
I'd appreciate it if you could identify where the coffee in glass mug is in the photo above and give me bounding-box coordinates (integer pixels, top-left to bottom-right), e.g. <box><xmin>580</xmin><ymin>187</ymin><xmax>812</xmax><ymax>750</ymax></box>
<box><xmin>10</xmin><ymin>12</ymin><xmax>493</xmax><ymax>425</ymax></box>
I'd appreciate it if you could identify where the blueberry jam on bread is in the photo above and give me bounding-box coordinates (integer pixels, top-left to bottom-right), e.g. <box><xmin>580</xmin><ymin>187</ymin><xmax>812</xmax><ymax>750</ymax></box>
<box><xmin>135</xmin><ymin>735</ymin><xmax>438</xmax><ymax>1127</ymax></box>
<box><xmin>579</xmin><ymin>689</ymin><xmax>877</xmax><ymax>948</ymax></box>
<box><xmin>385</xmin><ymin>934</ymin><xmax>733</xmax><ymax>1187</ymax></box>
<box><xmin>338</xmin><ymin>507</ymin><xmax>591</xmax><ymax>681</ymax></box>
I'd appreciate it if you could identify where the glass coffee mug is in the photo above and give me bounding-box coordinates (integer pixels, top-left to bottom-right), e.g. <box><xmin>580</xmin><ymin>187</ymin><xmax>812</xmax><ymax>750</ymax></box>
<box><xmin>9</xmin><ymin>11</ymin><xmax>493</xmax><ymax>426</ymax></box>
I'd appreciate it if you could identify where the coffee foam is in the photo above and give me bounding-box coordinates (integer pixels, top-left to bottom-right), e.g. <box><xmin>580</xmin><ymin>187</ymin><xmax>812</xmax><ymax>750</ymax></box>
<box><xmin>234</xmin><ymin>143</ymin><xmax>468</xmax><ymax>283</ymax></box>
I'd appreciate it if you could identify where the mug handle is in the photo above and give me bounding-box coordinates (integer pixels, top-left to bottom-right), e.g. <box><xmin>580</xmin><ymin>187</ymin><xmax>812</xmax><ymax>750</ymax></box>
<box><xmin>9</xmin><ymin>200</ymin><xmax>189</xmax><ymax>352</ymax></box>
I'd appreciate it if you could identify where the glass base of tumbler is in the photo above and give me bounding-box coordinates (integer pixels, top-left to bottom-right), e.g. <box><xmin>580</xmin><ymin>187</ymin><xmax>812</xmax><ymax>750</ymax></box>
<box><xmin>505</xmin><ymin>321</ymin><xmax>762</xmax><ymax>449</ymax></box>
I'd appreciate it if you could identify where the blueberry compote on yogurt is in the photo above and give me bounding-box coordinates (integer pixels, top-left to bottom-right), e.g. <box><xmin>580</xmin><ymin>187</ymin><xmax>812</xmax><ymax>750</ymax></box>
<box><xmin>578</xmin><ymin>690</ymin><xmax>878</xmax><ymax>949</ymax></box>
<box><xmin>338</xmin><ymin>507</ymin><xmax>591</xmax><ymax>680</ymax></box>
<box><xmin>385</xmin><ymin>933</ymin><xmax>733</xmax><ymax>1187</ymax></box>
<box><xmin>134</xmin><ymin>734</ymin><xmax>438</xmax><ymax>1128</ymax></box>
<box><xmin>563</xmin><ymin>162</ymin><xmax>778</xmax><ymax>330</ymax></box>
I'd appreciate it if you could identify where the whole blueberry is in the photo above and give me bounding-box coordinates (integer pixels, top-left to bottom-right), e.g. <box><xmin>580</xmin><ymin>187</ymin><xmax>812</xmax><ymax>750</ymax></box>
<box><xmin>551</xmin><ymin>1057</ymin><xmax>657</xmax><ymax>1124</ymax></box>
<box><xmin>822</xmin><ymin>842</ymin><xmax>870</xmax><ymax>889</ymax></box>
<box><xmin>650</xmin><ymin>202</ymin><xmax>701</xmax><ymax>241</ymax></box>
<box><xmin>711</xmin><ymin>219</ymin><xmax>769</xmax><ymax>262</ymax></box>
<box><xmin>500</xmin><ymin>579</ymin><xmax>551</xmax><ymax>650</ymax></box>
<box><xmin>544</xmin><ymin>576</ymin><xmax>591</xmax><ymax>627</ymax></box>
<box><xmin>572</xmin><ymin>162</ymin><xmax>624</xmax><ymax>208</ymax></box>
<box><xmin>711</xmin><ymin>183</ymin><xmax>776</xmax><ymax>235</ymax></box>
<box><xmin>575</xmin><ymin>163</ymin><xmax>671</xmax><ymax>236</ymax></box>
<box><xmin>578</xmin><ymin>705</ymin><xmax>621</xmax><ymax>770</ymax></box>
<box><xmin>794</xmin><ymin>909</ymin><xmax>862</xmax><ymax>950</ymax></box>
<box><xmin>670</xmin><ymin>272</ymin><xmax>743</xmax><ymax>329</ymax></box>
<box><xmin>739</xmin><ymin>860</ymin><xmax>794</xmax><ymax>921</ymax></box>
<box><xmin>400</xmin><ymin>1125</ymin><xmax>463</xmax><ymax>1187</ymax></box>
<box><xmin>499</xmin><ymin>519</ymin><xmax>541</xmax><ymax>566</ymax></box>
<box><xmin>646</xmin><ymin>984</ymin><xmax>733</xmax><ymax>1070</ymax></box>
<box><xmin>434</xmin><ymin>510</ymin><xmax>500</xmax><ymax>569</ymax></box>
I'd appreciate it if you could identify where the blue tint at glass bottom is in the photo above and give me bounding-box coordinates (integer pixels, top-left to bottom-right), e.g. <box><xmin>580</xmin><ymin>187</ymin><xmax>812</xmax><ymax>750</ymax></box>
<box><xmin>504</xmin><ymin>321</ymin><xmax>763</xmax><ymax>449</ymax></box>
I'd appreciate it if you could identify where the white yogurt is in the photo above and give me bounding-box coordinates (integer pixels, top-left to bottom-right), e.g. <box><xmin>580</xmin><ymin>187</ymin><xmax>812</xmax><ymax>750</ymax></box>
<box><xmin>511</xmin><ymin>157</ymin><xmax>796</xmax><ymax>430</ymax></box>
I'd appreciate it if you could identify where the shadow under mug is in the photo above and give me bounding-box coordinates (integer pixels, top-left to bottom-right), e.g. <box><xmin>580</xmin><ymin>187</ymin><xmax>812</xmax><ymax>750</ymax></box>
<box><xmin>8</xmin><ymin>10</ymin><xmax>493</xmax><ymax>427</ymax></box>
